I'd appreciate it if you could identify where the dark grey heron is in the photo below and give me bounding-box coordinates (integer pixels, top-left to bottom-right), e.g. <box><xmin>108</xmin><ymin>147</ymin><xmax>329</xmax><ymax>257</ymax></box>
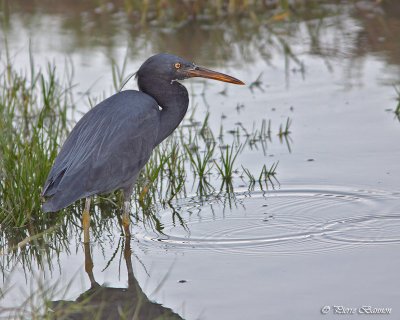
<box><xmin>41</xmin><ymin>53</ymin><xmax>244</xmax><ymax>242</ymax></box>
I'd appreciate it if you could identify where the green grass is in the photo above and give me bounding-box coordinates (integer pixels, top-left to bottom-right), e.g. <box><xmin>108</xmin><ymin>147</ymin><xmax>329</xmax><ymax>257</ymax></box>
<box><xmin>185</xmin><ymin>140</ymin><xmax>215</xmax><ymax>179</ymax></box>
<box><xmin>277</xmin><ymin>117</ymin><xmax>292</xmax><ymax>138</ymax></box>
<box><xmin>242</xmin><ymin>161</ymin><xmax>279</xmax><ymax>190</ymax></box>
<box><xmin>214</xmin><ymin>144</ymin><xmax>241</xmax><ymax>182</ymax></box>
<box><xmin>0</xmin><ymin>49</ymin><xmax>72</xmax><ymax>228</ymax></box>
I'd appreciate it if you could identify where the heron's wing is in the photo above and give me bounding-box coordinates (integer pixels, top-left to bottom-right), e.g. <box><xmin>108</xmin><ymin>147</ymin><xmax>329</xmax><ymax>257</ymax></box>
<box><xmin>42</xmin><ymin>90</ymin><xmax>159</xmax><ymax>212</ymax></box>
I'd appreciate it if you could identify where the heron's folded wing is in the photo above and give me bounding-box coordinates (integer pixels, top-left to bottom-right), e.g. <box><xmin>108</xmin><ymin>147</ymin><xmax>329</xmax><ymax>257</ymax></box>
<box><xmin>42</xmin><ymin>91</ymin><xmax>159</xmax><ymax>210</ymax></box>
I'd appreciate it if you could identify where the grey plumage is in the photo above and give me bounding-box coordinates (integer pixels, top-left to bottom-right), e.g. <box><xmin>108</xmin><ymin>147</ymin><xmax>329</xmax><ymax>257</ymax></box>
<box><xmin>42</xmin><ymin>91</ymin><xmax>159</xmax><ymax>212</ymax></box>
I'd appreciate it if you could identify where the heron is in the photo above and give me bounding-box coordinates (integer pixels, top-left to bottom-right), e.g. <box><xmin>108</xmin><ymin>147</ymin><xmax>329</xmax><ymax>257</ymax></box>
<box><xmin>41</xmin><ymin>53</ymin><xmax>244</xmax><ymax>242</ymax></box>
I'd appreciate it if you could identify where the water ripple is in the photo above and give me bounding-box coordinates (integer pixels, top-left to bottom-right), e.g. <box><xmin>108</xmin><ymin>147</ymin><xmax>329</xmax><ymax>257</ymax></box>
<box><xmin>134</xmin><ymin>186</ymin><xmax>400</xmax><ymax>256</ymax></box>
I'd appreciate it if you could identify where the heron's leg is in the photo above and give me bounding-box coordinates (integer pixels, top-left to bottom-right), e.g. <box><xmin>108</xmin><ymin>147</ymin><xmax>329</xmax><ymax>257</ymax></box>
<box><xmin>123</xmin><ymin>234</ymin><xmax>137</xmax><ymax>289</ymax></box>
<box><xmin>139</xmin><ymin>185</ymin><xmax>149</xmax><ymax>203</ymax></box>
<box><xmin>122</xmin><ymin>200</ymin><xmax>131</xmax><ymax>237</ymax></box>
<box><xmin>82</xmin><ymin>197</ymin><xmax>91</xmax><ymax>243</ymax></box>
<box><xmin>122</xmin><ymin>187</ymin><xmax>133</xmax><ymax>237</ymax></box>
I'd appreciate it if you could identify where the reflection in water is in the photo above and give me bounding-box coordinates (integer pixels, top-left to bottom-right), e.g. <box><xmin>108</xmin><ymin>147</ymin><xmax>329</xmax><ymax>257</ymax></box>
<box><xmin>50</xmin><ymin>237</ymin><xmax>183</xmax><ymax>320</ymax></box>
<box><xmin>2</xmin><ymin>0</ymin><xmax>399</xmax><ymax>73</ymax></box>
<box><xmin>353</xmin><ymin>0</ymin><xmax>400</xmax><ymax>68</ymax></box>
<box><xmin>1</xmin><ymin>187</ymin><xmax>400</xmax><ymax>318</ymax></box>
<box><xmin>0</xmin><ymin>1</ymin><xmax>351</xmax><ymax>67</ymax></box>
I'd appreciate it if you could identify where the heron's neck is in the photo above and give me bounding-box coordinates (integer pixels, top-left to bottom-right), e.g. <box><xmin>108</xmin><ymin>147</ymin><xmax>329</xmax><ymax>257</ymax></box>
<box><xmin>138</xmin><ymin>78</ymin><xmax>189</xmax><ymax>145</ymax></box>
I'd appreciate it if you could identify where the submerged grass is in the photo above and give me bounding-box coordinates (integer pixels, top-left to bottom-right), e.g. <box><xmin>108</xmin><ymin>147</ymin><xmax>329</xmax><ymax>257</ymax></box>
<box><xmin>277</xmin><ymin>117</ymin><xmax>292</xmax><ymax>138</ymax></box>
<box><xmin>242</xmin><ymin>161</ymin><xmax>279</xmax><ymax>190</ymax></box>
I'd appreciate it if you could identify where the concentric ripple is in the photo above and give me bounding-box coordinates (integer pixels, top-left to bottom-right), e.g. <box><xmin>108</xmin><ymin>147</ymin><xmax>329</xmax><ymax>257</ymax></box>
<box><xmin>133</xmin><ymin>186</ymin><xmax>400</xmax><ymax>255</ymax></box>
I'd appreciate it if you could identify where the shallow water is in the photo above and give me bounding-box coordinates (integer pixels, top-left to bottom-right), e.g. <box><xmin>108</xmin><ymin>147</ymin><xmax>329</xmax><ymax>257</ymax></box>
<box><xmin>1</xmin><ymin>1</ymin><xmax>400</xmax><ymax>319</ymax></box>
<box><xmin>135</xmin><ymin>187</ymin><xmax>400</xmax><ymax>254</ymax></box>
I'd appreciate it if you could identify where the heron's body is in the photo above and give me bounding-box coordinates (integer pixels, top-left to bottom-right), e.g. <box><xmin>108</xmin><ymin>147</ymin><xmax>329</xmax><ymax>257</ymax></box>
<box><xmin>41</xmin><ymin>53</ymin><xmax>243</xmax><ymax>240</ymax></box>
<box><xmin>42</xmin><ymin>90</ymin><xmax>163</xmax><ymax>212</ymax></box>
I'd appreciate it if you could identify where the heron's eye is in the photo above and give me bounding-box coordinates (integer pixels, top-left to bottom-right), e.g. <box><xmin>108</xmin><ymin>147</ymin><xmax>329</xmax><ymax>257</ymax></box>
<box><xmin>174</xmin><ymin>62</ymin><xmax>181</xmax><ymax>69</ymax></box>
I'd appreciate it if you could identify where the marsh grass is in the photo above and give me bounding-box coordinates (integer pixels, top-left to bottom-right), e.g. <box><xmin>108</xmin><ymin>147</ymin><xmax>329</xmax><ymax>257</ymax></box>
<box><xmin>277</xmin><ymin>117</ymin><xmax>291</xmax><ymax>137</ymax></box>
<box><xmin>0</xmin><ymin>48</ymin><xmax>72</xmax><ymax>228</ymax></box>
<box><xmin>277</xmin><ymin>117</ymin><xmax>292</xmax><ymax>152</ymax></box>
<box><xmin>214</xmin><ymin>144</ymin><xmax>241</xmax><ymax>182</ymax></box>
<box><xmin>242</xmin><ymin>161</ymin><xmax>279</xmax><ymax>190</ymax></box>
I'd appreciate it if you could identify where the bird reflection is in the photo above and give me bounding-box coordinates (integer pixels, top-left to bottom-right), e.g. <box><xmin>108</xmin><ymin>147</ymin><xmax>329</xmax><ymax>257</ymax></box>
<box><xmin>50</xmin><ymin>237</ymin><xmax>183</xmax><ymax>320</ymax></box>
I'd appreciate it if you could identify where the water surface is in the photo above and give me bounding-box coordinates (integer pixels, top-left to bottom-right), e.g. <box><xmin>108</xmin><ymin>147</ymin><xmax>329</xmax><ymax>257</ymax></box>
<box><xmin>1</xmin><ymin>1</ymin><xmax>400</xmax><ymax>319</ymax></box>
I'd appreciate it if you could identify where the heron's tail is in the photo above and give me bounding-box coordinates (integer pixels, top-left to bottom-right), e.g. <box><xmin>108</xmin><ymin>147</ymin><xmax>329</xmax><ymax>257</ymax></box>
<box><xmin>42</xmin><ymin>195</ymin><xmax>69</xmax><ymax>213</ymax></box>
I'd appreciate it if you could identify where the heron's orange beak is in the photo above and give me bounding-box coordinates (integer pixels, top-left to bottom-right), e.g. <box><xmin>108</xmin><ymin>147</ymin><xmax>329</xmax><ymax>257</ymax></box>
<box><xmin>186</xmin><ymin>66</ymin><xmax>245</xmax><ymax>85</ymax></box>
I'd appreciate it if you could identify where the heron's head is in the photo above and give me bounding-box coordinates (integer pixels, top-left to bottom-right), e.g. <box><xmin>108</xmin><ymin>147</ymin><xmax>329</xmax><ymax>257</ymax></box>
<box><xmin>136</xmin><ymin>53</ymin><xmax>244</xmax><ymax>86</ymax></box>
